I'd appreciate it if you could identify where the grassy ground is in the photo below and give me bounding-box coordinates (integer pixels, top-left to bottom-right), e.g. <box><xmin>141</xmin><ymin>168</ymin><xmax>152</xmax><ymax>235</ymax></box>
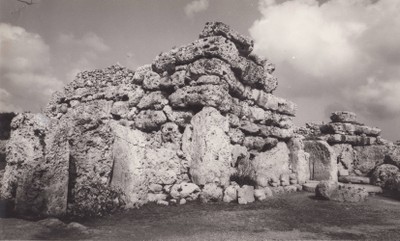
<box><xmin>1</xmin><ymin>192</ymin><xmax>400</xmax><ymax>240</ymax></box>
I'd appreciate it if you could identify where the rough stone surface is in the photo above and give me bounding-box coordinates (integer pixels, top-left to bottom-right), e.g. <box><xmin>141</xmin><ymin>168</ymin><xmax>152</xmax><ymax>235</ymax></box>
<box><xmin>170</xmin><ymin>182</ymin><xmax>201</xmax><ymax>201</ymax></box>
<box><xmin>304</xmin><ymin>140</ymin><xmax>337</xmax><ymax>182</ymax></box>
<box><xmin>332</xmin><ymin>144</ymin><xmax>356</xmax><ymax>175</ymax></box>
<box><xmin>288</xmin><ymin>137</ymin><xmax>310</xmax><ymax>184</ymax></box>
<box><xmin>200</xmin><ymin>183</ymin><xmax>223</xmax><ymax>203</ymax></box>
<box><xmin>385</xmin><ymin>146</ymin><xmax>400</xmax><ymax>168</ymax></box>
<box><xmin>338</xmin><ymin>176</ymin><xmax>370</xmax><ymax>184</ymax></box>
<box><xmin>199</xmin><ymin>22</ymin><xmax>254</xmax><ymax>56</ymax></box>
<box><xmin>0</xmin><ymin>113</ymin><xmax>70</xmax><ymax>217</ymax></box>
<box><xmin>254</xmin><ymin>189</ymin><xmax>267</xmax><ymax>201</ymax></box>
<box><xmin>353</xmin><ymin>145</ymin><xmax>388</xmax><ymax>176</ymax></box>
<box><xmin>316</xmin><ymin>181</ymin><xmax>368</xmax><ymax>203</ymax></box>
<box><xmin>370</xmin><ymin>164</ymin><xmax>400</xmax><ymax>190</ymax></box>
<box><xmin>237</xmin><ymin>185</ymin><xmax>255</xmax><ymax>204</ymax></box>
<box><xmin>250</xmin><ymin>142</ymin><xmax>290</xmax><ymax>186</ymax></box>
<box><xmin>182</xmin><ymin>107</ymin><xmax>234</xmax><ymax>186</ymax></box>
<box><xmin>0</xmin><ymin>22</ymin><xmax>303</xmax><ymax>217</ymax></box>
<box><xmin>223</xmin><ymin>184</ymin><xmax>239</xmax><ymax>203</ymax></box>
<box><xmin>330</xmin><ymin>111</ymin><xmax>357</xmax><ymax>123</ymax></box>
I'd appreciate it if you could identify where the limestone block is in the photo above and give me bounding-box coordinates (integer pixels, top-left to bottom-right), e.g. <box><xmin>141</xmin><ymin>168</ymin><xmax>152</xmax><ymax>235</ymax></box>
<box><xmin>163</xmin><ymin>105</ymin><xmax>193</xmax><ymax>128</ymax></box>
<box><xmin>316</xmin><ymin>181</ymin><xmax>368</xmax><ymax>203</ymax></box>
<box><xmin>353</xmin><ymin>145</ymin><xmax>388</xmax><ymax>176</ymax></box>
<box><xmin>199</xmin><ymin>21</ymin><xmax>254</xmax><ymax>55</ymax></box>
<box><xmin>287</xmin><ymin>137</ymin><xmax>310</xmax><ymax>184</ymax></box>
<box><xmin>385</xmin><ymin>145</ymin><xmax>400</xmax><ymax>168</ymax></box>
<box><xmin>169</xmin><ymin>85</ymin><xmax>232</xmax><ymax>113</ymax></box>
<box><xmin>137</xmin><ymin>91</ymin><xmax>169</xmax><ymax>110</ymax></box>
<box><xmin>200</xmin><ymin>183</ymin><xmax>223</xmax><ymax>203</ymax></box>
<box><xmin>245</xmin><ymin>89</ymin><xmax>296</xmax><ymax>116</ymax></box>
<box><xmin>237</xmin><ymin>185</ymin><xmax>255</xmax><ymax>204</ymax></box>
<box><xmin>338</xmin><ymin>176</ymin><xmax>370</xmax><ymax>184</ymax></box>
<box><xmin>330</xmin><ymin>111</ymin><xmax>357</xmax><ymax>123</ymax></box>
<box><xmin>243</xmin><ymin>136</ymin><xmax>278</xmax><ymax>151</ymax></box>
<box><xmin>250</xmin><ymin>142</ymin><xmax>291</xmax><ymax>184</ymax></box>
<box><xmin>254</xmin><ymin>189</ymin><xmax>267</xmax><ymax>201</ymax></box>
<box><xmin>370</xmin><ymin>164</ymin><xmax>399</xmax><ymax>190</ymax></box>
<box><xmin>223</xmin><ymin>184</ymin><xmax>239</xmax><ymax>203</ymax></box>
<box><xmin>304</xmin><ymin>140</ymin><xmax>338</xmax><ymax>182</ymax></box>
<box><xmin>170</xmin><ymin>182</ymin><xmax>201</xmax><ymax>201</ymax></box>
<box><xmin>182</xmin><ymin>107</ymin><xmax>234</xmax><ymax>186</ymax></box>
<box><xmin>134</xmin><ymin>110</ymin><xmax>167</xmax><ymax>131</ymax></box>
<box><xmin>1</xmin><ymin>114</ymin><xmax>69</xmax><ymax>217</ymax></box>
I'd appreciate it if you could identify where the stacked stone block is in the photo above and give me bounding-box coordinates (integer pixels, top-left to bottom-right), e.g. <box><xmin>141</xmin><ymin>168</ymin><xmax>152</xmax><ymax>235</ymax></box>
<box><xmin>1</xmin><ymin>22</ymin><xmax>305</xmax><ymax>217</ymax></box>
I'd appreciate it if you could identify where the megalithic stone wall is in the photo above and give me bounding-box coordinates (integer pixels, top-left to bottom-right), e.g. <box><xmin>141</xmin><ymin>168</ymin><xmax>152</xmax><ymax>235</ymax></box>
<box><xmin>0</xmin><ymin>22</ymin><xmax>308</xmax><ymax>217</ymax></box>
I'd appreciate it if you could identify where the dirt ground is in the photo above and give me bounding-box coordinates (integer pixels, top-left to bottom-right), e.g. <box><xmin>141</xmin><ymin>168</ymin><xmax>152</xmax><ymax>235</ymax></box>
<box><xmin>1</xmin><ymin>192</ymin><xmax>400</xmax><ymax>240</ymax></box>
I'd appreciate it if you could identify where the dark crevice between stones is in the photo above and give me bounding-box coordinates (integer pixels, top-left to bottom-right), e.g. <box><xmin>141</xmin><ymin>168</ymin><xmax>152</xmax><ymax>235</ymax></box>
<box><xmin>34</xmin><ymin>129</ymin><xmax>46</xmax><ymax>158</ymax></box>
<box><xmin>67</xmin><ymin>154</ymin><xmax>77</xmax><ymax>214</ymax></box>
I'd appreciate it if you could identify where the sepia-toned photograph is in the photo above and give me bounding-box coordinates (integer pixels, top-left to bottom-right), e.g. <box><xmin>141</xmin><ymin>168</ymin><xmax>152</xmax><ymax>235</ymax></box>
<box><xmin>1</xmin><ymin>0</ymin><xmax>400</xmax><ymax>240</ymax></box>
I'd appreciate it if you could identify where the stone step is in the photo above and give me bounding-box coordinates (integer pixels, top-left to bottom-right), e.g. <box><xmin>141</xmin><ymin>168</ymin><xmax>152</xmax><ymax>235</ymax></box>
<box><xmin>338</xmin><ymin>175</ymin><xmax>370</xmax><ymax>184</ymax></box>
<box><xmin>302</xmin><ymin>181</ymin><xmax>320</xmax><ymax>193</ymax></box>
<box><xmin>339</xmin><ymin>183</ymin><xmax>383</xmax><ymax>194</ymax></box>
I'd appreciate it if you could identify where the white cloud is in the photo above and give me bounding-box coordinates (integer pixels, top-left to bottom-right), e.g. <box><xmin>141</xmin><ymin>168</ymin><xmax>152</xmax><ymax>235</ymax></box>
<box><xmin>249</xmin><ymin>0</ymin><xmax>400</xmax><ymax>139</ymax></box>
<box><xmin>0</xmin><ymin>23</ymin><xmax>63</xmax><ymax>113</ymax></box>
<box><xmin>184</xmin><ymin>0</ymin><xmax>209</xmax><ymax>18</ymax></box>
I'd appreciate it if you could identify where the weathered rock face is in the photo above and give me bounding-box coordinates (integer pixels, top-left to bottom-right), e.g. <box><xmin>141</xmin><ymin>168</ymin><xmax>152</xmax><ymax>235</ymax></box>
<box><xmin>0</xmin><ymin>113</ymin><xmax>16</xmax><ymax>170</ymax></box>
<box><xmin>353</xmin><ymin>145</ymin><xmax>388</xmax><ymax>176</ymax></box>
<box><xmin>250</xmin><ymin>142</ymin><xmax>291</xmax><ymax>186</ymax></box>
<box><xmin>288</xmin><ymin>137</ymin><xmax>310</xmax><ymax>184</ymax></box>
<box><xmin>304</xmin><ymin>141</ymin><xmax>337</xmax><ymax>182</ymax></box>
<box><xmin>370</xmin><ymin>164</ymin><xmax>399</xmax><ymax>190</ymax></box>
<box><xmin>316</xmin><ymin>181</ymin><xmax>368</xmax><ymax>203</ymax></box>
<box><xmin>1</xmin><ymin>22</ymin><xmax>305</xmax><ymax>216</ymax></box>
<box><xmin>182</xmin><ymin>107</ymin><xmax>234</xmax><ymax>186</ymax></box>
<box><xmin>1</xmin><ymin>114</ymin><xmax>69</xmax><ymax>216</ymax></box>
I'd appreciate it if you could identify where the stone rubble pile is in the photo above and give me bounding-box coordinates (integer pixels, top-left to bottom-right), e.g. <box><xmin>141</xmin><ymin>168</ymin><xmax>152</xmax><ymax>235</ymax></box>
<box><xmin>0</xmin><ymin>22</ymin><xmax>308</xmax><ymax>217</ymax></box>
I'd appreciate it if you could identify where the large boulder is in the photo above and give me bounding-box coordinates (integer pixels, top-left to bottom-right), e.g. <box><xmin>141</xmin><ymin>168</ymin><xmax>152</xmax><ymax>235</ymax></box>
<box><xmin>370</xmin><ymin>164</ymin><xmax>400</xmax><ymax>190</ymax></box>
<box><xmin>182</xmin><ymin>107</ymin><xmax>234</xmax><ymax>186</ymax></box>
<box><xmin>316</xmin><ymin>181</ymin><xmax>368</xmax><ymax>203</ymax></box>
<box><xmin>385</xmin><ymin>146</ymin><xmax>400</xmax><ymax>168</ymax></box>
<box><xmin>304</xmin><ymin>141</ymin><xmax>338</xmax><ymax>182</ymax></box>
<box><xmin>353</xmin><ymin>145</ymin><xmax>388</xmax><ymax>176</ymax></box>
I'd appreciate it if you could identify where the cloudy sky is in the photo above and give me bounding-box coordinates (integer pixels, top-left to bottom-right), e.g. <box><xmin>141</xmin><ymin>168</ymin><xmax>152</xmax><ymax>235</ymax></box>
<box><xmin>0</xmin><ymin>0</ymin><xmax>399</xmax><ymax>141</ymax></box>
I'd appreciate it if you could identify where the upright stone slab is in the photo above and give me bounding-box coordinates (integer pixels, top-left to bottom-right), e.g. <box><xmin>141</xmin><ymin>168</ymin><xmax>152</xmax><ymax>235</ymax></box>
<box><xmin>1</xmin><ymin>114</ymin><xmax>69</xmax><ymax>216</ymax></box>
<box><xmin>304</xmin><ymin>140</ymin><xmax>338</xmax><ymax>182</ymax></box>
<box><xmin>251</xmin><ymin>142</ymin><xmax>291</xmax><ymax>184</ymax></box>
<box><xmin>110</xmin><ymin>123</ymin><xmax>149</xmax><ymax>208</ymax></box>
<box><xmin>288</xmin><ymin>137</ymin><xmax>310</xmax><ymax>184</ymax></box>
<box><xmin>182</xmin><ymin>107</ymin><xmax>234</xmax><ymax>186</ymax></box>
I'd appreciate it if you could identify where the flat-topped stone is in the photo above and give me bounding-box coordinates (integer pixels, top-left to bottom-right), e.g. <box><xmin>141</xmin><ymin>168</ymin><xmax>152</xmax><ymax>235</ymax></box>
<box><xmin>302</xmin><ymin>181</ymin><xmax>320</xmax><ymax>193</ymax></box>
<box><xmin>338</xmin><ymin>176</ymin><xmax>370</xmax><ymax>184</ymax></box>
<box><xmin>330</xmin><ymin>111</ymin><xmax>357</xmax><ymax>123</ymax></box>
<box><xmin>339</xmin><ymin>183</ymin><xmax>383</xmax><ymax>194</ymax></box>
